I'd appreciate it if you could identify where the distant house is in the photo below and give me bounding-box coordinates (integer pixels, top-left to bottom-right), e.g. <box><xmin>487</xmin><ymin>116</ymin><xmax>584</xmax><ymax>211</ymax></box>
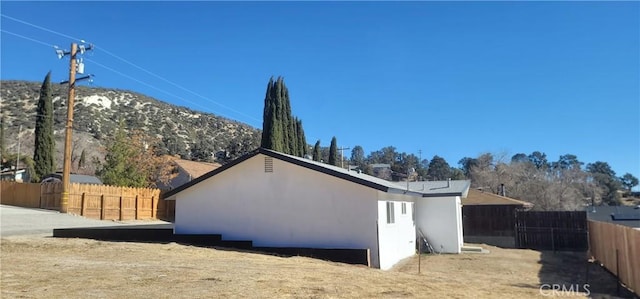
<box><xmin>402</xmin><ymin>180</ymin><xmax>471</xmax><ymax>253</ymax></box>
<box><xmin>163</xmin><ymin>148</ymin><xmax>419</xmax><ymax>270</ymax></box>
<box><xmin>462</xmin><ymin>188</ymin><xmax>533</xmax><ymax>247</ymax></box>
<box><xmin>370</xmin><ymin>164</ymin><xmax>392</xmax><ymax>180</ymax></box>
<box><xmin>586</xmin><ymin>205</ymin><xmax>640</xmax><ymax>228</ymax></box>
<box><xmin>0</xmin><ymin>168</ymin><xmax>30</xmax><ymax>182</ymax></box>
<box><xmin>156</xmin><ymin>158</ymin><xmax>221</xmax><ymax>190</ymax></box>
<box><xmin>41</xmin><ymin>173</ymin><xmax>103</xmax><ymax>185</ymax></box>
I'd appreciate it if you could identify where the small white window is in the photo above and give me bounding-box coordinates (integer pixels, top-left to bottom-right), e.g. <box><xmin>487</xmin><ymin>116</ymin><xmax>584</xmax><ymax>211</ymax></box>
<box><xmin>386</xmin><ymin>201</ymin><xmax>395</xmax><ymax>224</ymax></box>
<box><xmin>401</xmin><ymin>202</ymin><xmax>407</xmax><ymax>215</ymax></box>
<box><xmin>412</xmin><ymin>203</ymin><xmax>415</xmax><ymax>222</ymax></box>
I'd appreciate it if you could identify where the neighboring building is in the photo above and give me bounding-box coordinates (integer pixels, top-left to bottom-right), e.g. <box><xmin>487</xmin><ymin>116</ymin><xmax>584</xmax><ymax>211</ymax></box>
<box><xmin>0</xmin><ymin>168</ymin><xmax>29</xmax><ymax>182</ymax></box>
<box><xmin>156</xmin><ymin>158</ymin><xmax>221</xmax><ymax>190</ymax></box>
<box><xmin>586</xmin><ymin>205</ymin><xmax>640</xmax><ymax>228</ymax></box>
<box><xmin>41</xmin><ymin>173</ymin><xmax>103</xmax><ymax>185</ymax></box>
<box><xmin>370</xmin><ymin>164</ymin><xmax>392</xmax><ymax>180</ymax></box>
<box><xmin>163</xmin><ymin>148</ymin><xmax>419</xmax><ymax>270</ymax></box>
<box><xmin>402</xmin><ymin>180</ymin><xmax>471</xmax><ymax>254</ymax></box>
<box><xmin>462</xmin><ymin>188</ymin><xmax>533</xmax><ymax>247</ymax></box>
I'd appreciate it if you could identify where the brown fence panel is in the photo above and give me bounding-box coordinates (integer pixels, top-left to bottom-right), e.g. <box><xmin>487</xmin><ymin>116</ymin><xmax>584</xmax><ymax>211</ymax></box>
<box><xmin>515</xmin><ymin>211</ymin><xmax>588</xmax><ymax>251</ymax></box>
<box><xmin>0</xmin><ymin>181</ymin><xmax>42</xmax><ymax>208</ymax></box>
<box><xmin>588</xmin><ymin>220</ymin><xmax>640</xmax><ymax>296</ymax></box>
<box><xmin>156</xmin><ymin>196</ymin><xmax>175</xmax><ymax>222</ymax></box>
<box><xmin>40</xmin><ymin>182</ymin><xmax>62</xmax><ymax>210</ymax></box>
<box><xmin>1</xmin><ymin>181</ymin><xmax>173</xmax><ymax>221</ymax></box>
<box><xmin>463</xmin><ymin>205</ymin><xmax>519</xmax><ymax>237</ymax></box>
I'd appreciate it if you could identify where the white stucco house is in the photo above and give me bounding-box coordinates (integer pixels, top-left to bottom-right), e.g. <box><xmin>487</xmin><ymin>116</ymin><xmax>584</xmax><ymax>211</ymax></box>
<box><xmin>163</xmin><ymin>148</ymin><xmax>420</xmax><ymax>270</ymax></box>
<box><xmin>403</xmin><ymin>180</ymin><xmax>470</xmax><ymax>254</ymax></box>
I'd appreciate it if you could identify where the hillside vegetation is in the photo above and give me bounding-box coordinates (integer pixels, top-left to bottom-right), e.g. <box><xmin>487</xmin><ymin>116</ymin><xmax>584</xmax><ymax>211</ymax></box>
<box><xmin>0</xmin><ymin>80</ymin><xmax>261</xmax><ymax>173</ymax></box>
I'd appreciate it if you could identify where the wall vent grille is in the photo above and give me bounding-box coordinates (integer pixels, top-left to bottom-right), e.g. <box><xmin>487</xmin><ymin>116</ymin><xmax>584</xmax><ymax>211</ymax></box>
<box><xmin>265</xmin><ymin>157</ymin><xmax>273</xmax><ymax>173</ymax></box>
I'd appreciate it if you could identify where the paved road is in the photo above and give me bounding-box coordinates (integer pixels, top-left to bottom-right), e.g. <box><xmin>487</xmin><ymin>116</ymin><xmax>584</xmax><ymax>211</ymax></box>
<box><xmin>0</xmin><ymin>205</ymin><xmax>169</xmax><ymax>237</ymax></box>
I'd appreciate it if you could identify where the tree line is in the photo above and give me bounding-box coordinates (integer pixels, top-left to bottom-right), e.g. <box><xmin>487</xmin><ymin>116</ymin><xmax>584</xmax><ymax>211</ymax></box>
<box><xmin>4</xmin><ymin>73</ymin><xmax>638</xmax><ymax>212</ymax></box>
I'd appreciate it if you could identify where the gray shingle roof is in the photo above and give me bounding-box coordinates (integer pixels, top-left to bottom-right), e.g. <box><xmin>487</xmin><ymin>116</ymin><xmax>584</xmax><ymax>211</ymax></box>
<box><xmin>396</xmin><ymin>180</ymin><xmax>471</xmax><ymax>198</ymax></box>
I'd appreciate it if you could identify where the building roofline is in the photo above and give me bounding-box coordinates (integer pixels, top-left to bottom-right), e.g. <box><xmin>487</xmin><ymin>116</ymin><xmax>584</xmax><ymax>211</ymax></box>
<box><xmin>162</xmin><ymin>148</ymin><xmax>423</xmax><ymax>199</ymax></box>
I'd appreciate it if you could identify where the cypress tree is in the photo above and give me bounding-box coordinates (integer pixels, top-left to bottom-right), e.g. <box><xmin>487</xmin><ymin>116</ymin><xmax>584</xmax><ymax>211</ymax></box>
<box><xmin>260</xmin><ymin>76</ymin><xmax>307</xmax><ymax>157</ymax></box>
<box><xmin>296</xmin><ymin>118</ymin><xmax>306</xmax><ymax>156</ymax></box>
<box><xmin>312</xmin><ymin>140</ymin><xmax>321</xmax><ymax>162</ymax></box>
<box><xmin>329</xmin><ymin>137</ymin><xmax>338</xmax><ymax>166</ymax></box>
<box><xmin>273</xmin><ymin>78</ymin><xmax>285</xmax><ymax>152</ymax></box>
<box><xmin>0</xmin><ymin>116</ymin><xmax>5</xmax><ymax>158</ymax></box>
<box><xmin>78</xmin><ymin>149</ymin><xmax>86</xmax><ymax>170</ymax></box>
<box><xmin>260</xmin><ymin>78</ymin><xmax>274</xmax><ymax>149</ymax></box>
<box><xmin>33</xmin><ymin>71</ymin><xmax>55</xmax><ymax>182</ymax></box>
<box><xmin>290</xmin><ymin>115</ymin><xmax>299</xmax><ymax>156</ymax></box>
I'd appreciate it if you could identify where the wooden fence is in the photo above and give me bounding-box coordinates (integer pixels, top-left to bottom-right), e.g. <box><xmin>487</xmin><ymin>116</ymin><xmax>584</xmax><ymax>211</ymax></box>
<box><xmin>463</xmin><ymin>205</ymin><xmax>520</xmax><ymax>237</ymax></box>
<box><xmin>515</xmin><ymin>211</ymin><xmax>588</xmax><ymax>251</ymax></box>
<box><xmin>0</xmin><ymin>181</ymin><xmax>42</xmax><ymax>208</ymax></box>
<box><xmin>1</xmin><ymin>181</ymin><xmax>174</xmax><ymax>221</ymax></box>
<box><xmin>588</xmin><ymin>220</ymin><xmax>640</xmax><ymax>296</ymax></box>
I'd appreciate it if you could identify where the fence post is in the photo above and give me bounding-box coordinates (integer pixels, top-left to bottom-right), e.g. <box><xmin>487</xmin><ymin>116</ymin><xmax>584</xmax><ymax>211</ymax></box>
<box><xmin>151</xmin><ymin>196</ymin><xmax>155</xmax><ymax>219</ymax></box>
<box><xmin>551</xmin><ymin>228</ymin><xmax>555</xmax><ymax>252</ymax></box>
<box><xmin>135</xmin><ymin>195</ymin><xmax>139</xmax><ymax>220</ymax></box>
<box><xmin>80</xmin><ymin>192</ymin><xmax>86</xmax><ymax>216</ymax></box>
<box><xmin>100</xmin><ymin>194</ymin><xmax>105</xmax><ymax>220</ymax></box>
<box><xmin>615</xmin><ymin>249</ymin><xmax>620</xmax><ymax>295</ymax></box>
<box><xmin>119</xmin><ymin>196</ymin><xmax>123</xmax><ymax>221</ymax></box>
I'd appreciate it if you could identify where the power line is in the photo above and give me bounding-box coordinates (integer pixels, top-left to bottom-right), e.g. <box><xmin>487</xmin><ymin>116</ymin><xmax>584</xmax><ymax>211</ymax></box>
<box><xmin>1</xmin><ymin>30</ymin><xmax>53</xmax><ymax>47</ymax></box>
<box><xmin>1</xmin><ymin>14</ymin><xmax>262</xmax><ymax>124</ymax></box>
<box><xmin>85</xmin><ymin>58</ymin><xmax>244</xmax><ymax>121</ymax></box>
<box><xmin>1</xmin><ymin>26</ymin><xmax>262</xmax><ymax>126</ymax></box>
<box><xmin>1</xmin><ymin>14</ymin><xmax>79</xmax><ymax>41</ymax></box>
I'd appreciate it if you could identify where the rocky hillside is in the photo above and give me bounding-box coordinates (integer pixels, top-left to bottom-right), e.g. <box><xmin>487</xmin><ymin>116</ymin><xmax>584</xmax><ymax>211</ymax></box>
<box><xmin>0</xmin><ymin>80</ymin><xmax>261</xmax><ymax>173</ymax></box>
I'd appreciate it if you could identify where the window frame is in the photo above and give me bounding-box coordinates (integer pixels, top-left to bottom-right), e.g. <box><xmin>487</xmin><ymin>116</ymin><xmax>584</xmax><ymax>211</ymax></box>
<box><xmin>386</xmin><ymin>201</ymin><xmax>395</xmax><ymax>224</ymax></box>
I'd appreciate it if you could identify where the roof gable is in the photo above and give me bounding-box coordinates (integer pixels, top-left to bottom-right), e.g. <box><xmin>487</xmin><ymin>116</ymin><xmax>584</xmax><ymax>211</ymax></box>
<box><xmin>162</xmin><ymin>148</ymin><xmax>424</xmax><ymax>199</ymax></box>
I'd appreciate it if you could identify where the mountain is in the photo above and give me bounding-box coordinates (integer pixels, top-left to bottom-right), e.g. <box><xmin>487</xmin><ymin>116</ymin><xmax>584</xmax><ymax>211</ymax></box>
<box><xmin>0</xmin><ymin>80</ymin><xmax>261</xmax><ymax>174</ymax></box>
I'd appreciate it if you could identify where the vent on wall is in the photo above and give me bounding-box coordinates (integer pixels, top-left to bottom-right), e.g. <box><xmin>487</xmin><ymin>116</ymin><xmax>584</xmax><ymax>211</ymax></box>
<box><xmin>265</xmin><ymin>157</ymin><xmax>273</xmax><ymax>173</ymax></box>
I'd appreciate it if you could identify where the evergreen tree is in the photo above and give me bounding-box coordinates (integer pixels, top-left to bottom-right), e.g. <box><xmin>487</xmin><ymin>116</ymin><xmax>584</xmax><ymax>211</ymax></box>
<box><xmin>587</xmin><ymin>161</ymin><xmax>622</xmax><ymax>204</ymax></box>
<box><xmin>351</xmin><ymin>145</ymin><xmax>365</xmax><ymax>169</ymax></box>
<box><xmin>78</xmin><ymin>149</ymin><xmax>86</xmax><ymax>170</ymax></box>
<box><xmin>96</xmin><ymin>120</ymin><xmax>147</xmax><ymax>187</ymax></box>
<box><xmin>260</xmin><ymin>76</ymin><xmax>307</xmax><ymax>156</ymax></box>
<box><xmin>312</xmin><ymin>140</ymin><xmax>321</xmax><ymax>162</ymax></box>
<box><xmin>620</xmin><ymin>173</ymin><xmax>639</xmax><ymax>192</ymax></box>
<box><xmin>427</xmin><ymin>155</ymin><xmax>452</xmax><ymax>180</ymax></box>
<box><xmin>295</xmin><ymin>118</ymin><xmax>307</xmax><ymax>156</ymax></box>
<box><xmin>328</xmin><ymin>136</ymin><xmax>338</xmax><ymax>166</ymax></box>
<box><xmin>0</xmin><ymin>116</ymin><xmax>5</xmax><ymax>159</ymax></box>
<box><xmin>32</xmin><ymin>72</ymin><xmax>55</xmax><ymax>182</ymax></box>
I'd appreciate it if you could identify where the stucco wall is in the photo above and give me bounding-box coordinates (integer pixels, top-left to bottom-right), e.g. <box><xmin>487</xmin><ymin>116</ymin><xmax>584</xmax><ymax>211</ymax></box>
<box><xmin>416</xmin><ymin>196</ymin><xmax>463</xmax><ymax>253</ymax></box>
<box><xmin>376</xmin><ymin>191</ymin><xmax>417</xmax><ymax>270</ymax></box>
<box><xmin>174</xmin><ymin>154</ymin><xmax>383</xmax><ymax>267</ymax></box>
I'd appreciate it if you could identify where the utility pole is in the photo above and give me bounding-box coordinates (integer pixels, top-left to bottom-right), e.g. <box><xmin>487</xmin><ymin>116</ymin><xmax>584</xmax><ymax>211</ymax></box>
<box><xmin>14</xmin><ymin>125</ymin><xmax>22</xmax><ymax>180</ymax></box>
<box><xmin>337</xmin><ymin>146</ymin><xmax>350</xmax><ymax>168</ymax></box>
<box><xmin>56</xmin><ymin>42</ymin><xmax>93</xmax><ymax>213</ymax></box>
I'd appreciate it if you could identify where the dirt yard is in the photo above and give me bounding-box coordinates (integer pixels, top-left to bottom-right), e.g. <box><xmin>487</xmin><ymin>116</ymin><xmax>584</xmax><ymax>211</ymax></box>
<box><xmin>1</xmin><ymin>236</ymin><xmax>634</xmax><ymax>298</ymax></box>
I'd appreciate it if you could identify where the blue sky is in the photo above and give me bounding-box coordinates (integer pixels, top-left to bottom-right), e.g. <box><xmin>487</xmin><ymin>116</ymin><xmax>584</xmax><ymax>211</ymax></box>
<box><xmin>1</xmin><ymin>2</ymin><xmax>638</xmax><ymax>180</ymax></box>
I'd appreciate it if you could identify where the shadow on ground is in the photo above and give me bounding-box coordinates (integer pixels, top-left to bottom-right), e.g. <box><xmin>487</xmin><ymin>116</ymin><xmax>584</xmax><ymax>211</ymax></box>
<box><xmin>537</xmin><ymin>251</ymin><xmax>637</xmax><ymax>298</ymax></box>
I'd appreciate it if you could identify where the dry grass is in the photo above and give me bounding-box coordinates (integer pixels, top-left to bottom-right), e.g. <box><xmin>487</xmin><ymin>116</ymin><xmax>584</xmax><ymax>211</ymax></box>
<box><xmin>0</xmin><ymin>236</ymin><xmax>631</xmax><ymax>298</ymax></box>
